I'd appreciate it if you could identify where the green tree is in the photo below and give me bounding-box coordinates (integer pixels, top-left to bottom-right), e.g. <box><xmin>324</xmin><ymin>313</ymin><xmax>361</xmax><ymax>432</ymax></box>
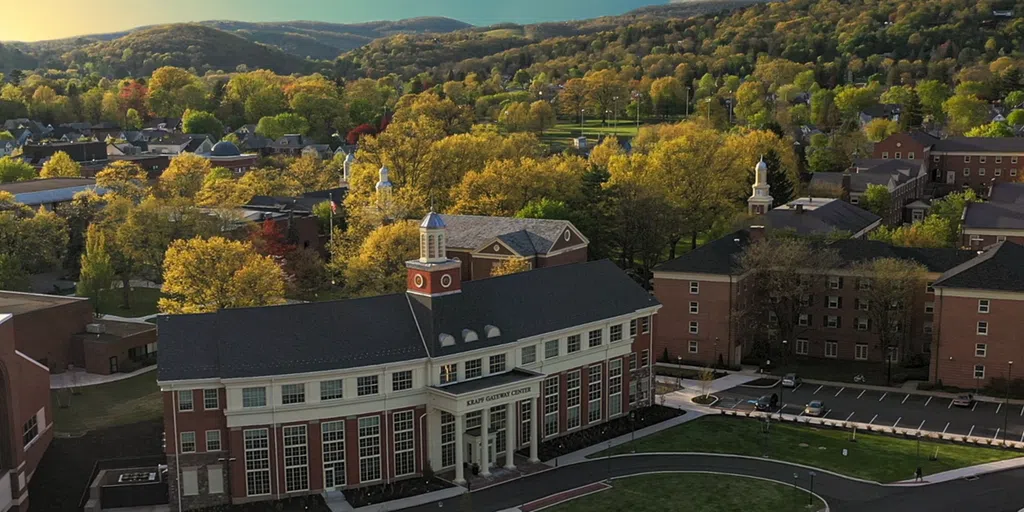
<box><xmin>125</xmin><ymin>108</ymin><xmax>142</xmax><ymax>130</ymax></box>
<box><xmin>0</xmin><ymin>156</ymin><xmax>36</xmax><ymax>183</ymax></box>
<box><xmin>966</xmin><ymin>121</ymin><xmax>1014</xmax><ymax>137</ymax></box>
<box><xmin>341</xmin><ymin>221</ymin><xmax>419</xmax><ymax>297</ymax></box>
<box><xmin>182</xmin><ymin>109</ymin><xmax>224</xmax><ymax>139</ymax></box>
<box><xmin>77</xmin><ymin>224</ymin><xmax>115</xmax><ymax>303</ymax></box>
<box><xmin>916</xmin><ymin>80</ymin><xmax>951</xmax><ymax>121</ymax></box>
<box><xmin>490</xmin><ymin>257</ymin><xmax>532</xmax><ymax>277</ymax></box>
<box><xmin>862</xmin><ymin>184</ymin><xmax>892</xmax><ymax>219</ymax></box>
<box><xmin>943</xmin><ymin>94</ymin><xmax>992</xmax><ymax>135</ymax></box>
<box><xmin>40</xmin><ymin>151</ymin><xmax>81</xmax><ymax>178</ymax></box>
<box><xmin>1008</xmin><ymin>110</ymin><xmax>1024</xmax><ymax>126</ymax></box>
<box><xmin>516</xmin><ymin>198</ymin><xmax>573</xmax><ymax>220</ymax></box>
<box><xmin>864</xmin><ymin>118</ymin><xmax>899</xmax><ymax>142</ymax></box>
<box><xmin>649</xmin><ymin>76</ymin><xmax>685</xmax><ymax>117</ymax></box>
<box><xmin>810</xmin><ymin>89</ymin><xmax>839</xmax><ymax>130</ymax></box>
<box><xmin>256</xmin><ymin>113</ymin><xmax>310</xmax><ymax>141</ymax></box>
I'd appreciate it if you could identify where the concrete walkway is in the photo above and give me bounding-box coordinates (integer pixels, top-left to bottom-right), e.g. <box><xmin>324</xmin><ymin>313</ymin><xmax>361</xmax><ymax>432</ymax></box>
<box><xmin>50</xmin><ymin>364</ymin><xmax>156</xmax><ymax>389</ymax></box>
<box><xmin>657</xmin><ymin>372</ymin><xmax>764</xmax><ymax>401</ymax></box>
<box><xmin>101</xmin><ymin>313</ymin><xmax>159</xmax><ymax>323</ymax></box>
<box><xmin>894</xmin><ymin>456</ymin><xmax>1024</xmax><ymax>485</ymax></box>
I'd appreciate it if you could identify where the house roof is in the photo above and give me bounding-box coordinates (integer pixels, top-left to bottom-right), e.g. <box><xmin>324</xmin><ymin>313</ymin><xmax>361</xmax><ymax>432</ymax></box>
<box><xmin>811</xmin><ymin>171</ymin><xmax>893</xmax><ymax>193</ymax></box>
<box><xmin>157</xmin><ymin>259</ymin><xmax>657</xmax><ymax>381</ymax></box>
<box><xmin>756</xmin><ymin>199</ymin><xmax>880</xmax><ymax>237</ymax></box>
<box><xmin>933</xmin><ymin>137</ymin><xmax>1024</xmax><ymax>153</ymax></box>
<box><xmin>990</xmin><ymin>182</ymin><xmax>1024</xmax><ymax>205</ymax></box>
<box><xmin>655</xmin><ymin>230</ymin><xmax>974</xmax><ymax>276</ymax></box>
<box><xmin>437</xmin><ymin>214</ymin><xmax>584</xmax><ymax>255</ymax></box>
<box><xmin>933</xmin><ymin>242</ymin><xmax>1024</xmax><ymax>292</ymax></box>
<box><xmin>962</xmin><ymin>202</ymin><xmax>1024</xmax><ymax>230</ymax></box>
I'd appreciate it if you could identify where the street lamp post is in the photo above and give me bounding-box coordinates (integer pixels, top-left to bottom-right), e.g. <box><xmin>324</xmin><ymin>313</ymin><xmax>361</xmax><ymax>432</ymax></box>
<box><xmin>808</xmin><ymin>471</ymin><xmax>816</xmax><ymax>506</ymax></box>
<box><xmin>714</xmin><ymin>337</ymin><xmax>720</xmax><ymax>369</ymax></box>
<box><xmin>779</xmin><ymin>340</ymin><xmax>788</xmax><ymax>418</ymax></box>
<box><xmin>612</xmin><ymin>96</ymin><xmax>619</xmax><ymax>134</ymax></box>
<box><xmin>579</xmin><ymin>108</ymin><xmax>585</xmax><ymax>127</ymax></box>
<box><xmin>677</xmin><ymin>355</ymin><xmax>683</xmax><ymax>389</ymax></box>
<box><xmin>886</xmin><ymin>346</ymin><xmax>894</xmax><ymax>386</ymax></box>
<box><xmin>1005</xmin><ymin>361</ymin><xmax>1014</xmax><ymax>444</ymax></box>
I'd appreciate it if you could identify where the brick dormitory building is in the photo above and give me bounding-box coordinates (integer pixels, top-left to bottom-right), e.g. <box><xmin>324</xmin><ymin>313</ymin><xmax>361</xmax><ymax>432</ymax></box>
<box><xmin>652</xmin><ymin>159</ymin><xmax>1024</xmax><ymax>391</ymax></box>
<box><xmin>157</xmin><ymin>213</ymin><xmax>658</xmax><ymax>509</ymax></box>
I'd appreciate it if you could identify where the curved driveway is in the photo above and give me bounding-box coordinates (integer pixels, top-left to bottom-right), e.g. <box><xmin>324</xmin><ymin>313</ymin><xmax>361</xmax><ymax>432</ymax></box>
<box><xmin>402</xmin><ymin>454</ymin><xmax>1024</xmax><ymax>512</ymax></box>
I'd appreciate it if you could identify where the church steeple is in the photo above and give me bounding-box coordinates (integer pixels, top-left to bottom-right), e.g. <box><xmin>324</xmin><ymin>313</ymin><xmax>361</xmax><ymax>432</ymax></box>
<box><xmin>406</xmin><ymin>212</ymin><xmax>462</xmax><ymax>296</ymax></box>
<box><xmin>748</xmin><ymin>157</ymin><xmax>773</xmax><ymax>215</ymax></box>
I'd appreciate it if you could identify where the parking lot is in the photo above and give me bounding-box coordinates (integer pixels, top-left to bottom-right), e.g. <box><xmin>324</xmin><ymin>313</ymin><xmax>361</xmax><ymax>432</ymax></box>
<box><xmin>715</xmin><ymin>383</ymin><xmax>1024</xmax><ymax>442</ymax></box>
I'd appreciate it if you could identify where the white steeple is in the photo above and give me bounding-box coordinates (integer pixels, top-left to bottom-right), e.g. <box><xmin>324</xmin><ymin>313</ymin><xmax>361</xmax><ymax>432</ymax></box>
<box><xmin>748</xmin><ymin>157</ymin><xmax>773</xmax><ymax>215</ymax></box>
<box><xmin>343</xmin><ymin>152</ymin><xmax>355</xmax><ymax>182</ymax></box>
<box><xmin>375</xmin><ymin>165</ymin><xmax>392</xmax><ymax>195</ymax></box>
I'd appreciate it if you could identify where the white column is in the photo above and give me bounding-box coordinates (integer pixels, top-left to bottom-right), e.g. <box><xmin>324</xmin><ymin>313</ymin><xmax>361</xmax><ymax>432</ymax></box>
<box><xmin>454</xmin><ymin>413</ymin><xmax>465</xmax><ymax>485</ymax></box>
<box><xmin>505</xmin><ymin>404</ymin><xmax>516</xmax><ymax>469</ymax></box>
<box><xmin>529</xmin><ymin>397</ymin><xmax>539</xmax><ymax>463</ymax></box>
<box><xmin>480</xmin><ymin>407</ymin><xmax>491</xmax><ymax>477</ymax></box>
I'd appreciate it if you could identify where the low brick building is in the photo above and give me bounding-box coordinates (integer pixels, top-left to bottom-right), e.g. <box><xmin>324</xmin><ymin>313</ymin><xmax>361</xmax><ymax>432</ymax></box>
<box><xmin>810</xmin><ymin>159</ymin><xmax>929</xmax><ymax>225</ymax></box>
<box><xmin>961</xmin><ymin>183</ymin><xmax>1024</xmax><ymax>249</ymax></box>
<box><xmin>874</xmin><ymin>132</ymin><xmax>1024</xmax><ymax>190</ymax></box>
<box><xmin>931</xmin><ymin>242</ymin><xmax>1024</xmax><ymax>389</ymax></box>
<box><xmin>0</xmin><ymin>313</ymin><xmax>53</xmax><ymax>512</ymax></box>
<box><xmin>438</xmin><ymin>215</ymin><xmax>589</xmax><ymax>280</ymax></box>
<box><xmin>0</xmin><ymin>292</ymin><xmax>156</xmax><ymax>375</ymax></box>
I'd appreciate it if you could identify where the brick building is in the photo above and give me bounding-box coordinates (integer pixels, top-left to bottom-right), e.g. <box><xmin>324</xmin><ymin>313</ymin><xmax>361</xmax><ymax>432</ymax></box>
<box><xmin>437</xmin><ymin>215</ymin><xmax>589</xmax><ymax>281</ymax></box>
<box><xmin>157</xmin><ymin>213</ymin><xmax>658</xmax><ymax>509</ymax></box>
<box><xmin>961</xmin><ymin>183</ymin><xmax>1024</xmax><ymax>249</ymax></box>
<box><xmin>810</xmin><ymin>159</ymin><xmax>928</xmax><ymax>224</ymax></box>
<box><xmin>0</xmin><ymin>313</ymin><xmax>54</xmax><ymax>512</ymax></box>
<box><xmin>652</xmin><ymin>228</ymin><xmax>975</xmax><ymax>368</ymax></box>
<box><xmin>873</xmin><ymin>132</ymin><xmax>1024</xmax><ymax>189</ymax></box>
<box><xmin>931</xmin><ymin>242</ymin><xmax>1024</xmax><ymax>389</ymax></box>
<box><xmin>0</xmin><ymin>292</ymin><xmax>156</xmax><ymax>375</ymax></box>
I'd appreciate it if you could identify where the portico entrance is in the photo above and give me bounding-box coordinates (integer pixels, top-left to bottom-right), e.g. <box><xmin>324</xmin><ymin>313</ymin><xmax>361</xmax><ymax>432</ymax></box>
<box><xmin>429</xmin><ymin>368</ymin><xmax>544</xmax><ymax>484</ymax></box>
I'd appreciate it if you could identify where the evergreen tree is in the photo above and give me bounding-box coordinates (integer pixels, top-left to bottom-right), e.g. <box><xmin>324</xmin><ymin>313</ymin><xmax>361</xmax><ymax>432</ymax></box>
<box><xmin>764</xmin><ymin>149</ymin><xmax>794</xmax><ymax>206</ymax></box>
<box><xmin>899</xmin><ymin>91</ymin><xmax>923</xmax><ymax>131</ymax></box>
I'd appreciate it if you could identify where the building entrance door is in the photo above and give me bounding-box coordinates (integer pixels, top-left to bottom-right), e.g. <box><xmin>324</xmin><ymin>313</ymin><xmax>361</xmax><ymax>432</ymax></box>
<box><xmin>109</xmin><ymin>356</ymin><xmax>118</xmax><ymax>373</ymax></box>
<box><xmin>946</xmin><ymin>171</ymin><xmax>956</xmax><ymax>184</ymax></box>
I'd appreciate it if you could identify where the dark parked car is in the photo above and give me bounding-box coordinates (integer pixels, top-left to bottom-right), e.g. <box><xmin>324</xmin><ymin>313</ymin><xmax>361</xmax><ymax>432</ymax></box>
<box><xmin>754</xmin><ymin>393</ymin><xmax>779</xmax><ymax>411</ymax></box>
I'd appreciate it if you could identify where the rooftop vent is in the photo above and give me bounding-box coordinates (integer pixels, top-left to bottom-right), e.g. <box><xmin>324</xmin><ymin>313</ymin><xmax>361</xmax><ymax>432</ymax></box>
<box><xmin>462</xmin><ymin>329</ymin><xmax>478</xmax><ymax>342</ymax></box>
<box><xmin>86</xmin><ymin>323</ymin><xmax>106</xmax><ymax>334</ymax></box>
<box><xmin>484</xmin><ymin>325</ymin><xmax>501</xmax><ymax>339</ymax></box>
<box><xmin>439</xmin><ymin>333</ymin><xmax>456</xmax><ymax>347</ymax></box>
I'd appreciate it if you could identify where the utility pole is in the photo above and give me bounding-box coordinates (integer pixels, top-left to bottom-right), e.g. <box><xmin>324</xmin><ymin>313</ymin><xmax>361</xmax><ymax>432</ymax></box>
<box><xmin>613</xmin><ymin>96</ymin><xmax>618</xmax><ymax>136</ymax></box>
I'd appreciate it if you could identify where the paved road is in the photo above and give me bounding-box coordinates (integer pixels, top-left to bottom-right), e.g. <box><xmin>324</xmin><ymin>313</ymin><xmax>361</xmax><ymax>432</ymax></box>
<box><xmin>716</xmin><ymin>383</ymin><xmax>1024</xmax><ymax>442</ymax></box>
<box><xmin>402</xmin><ymin>454</ymin><xmax>1024</xmax><ymax>512</ymax></box>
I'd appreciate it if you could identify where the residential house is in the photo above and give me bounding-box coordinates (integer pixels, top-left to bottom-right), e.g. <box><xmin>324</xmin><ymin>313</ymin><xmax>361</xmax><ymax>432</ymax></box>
<box><xmin>148</xmin><ymin>134</ymin><xmax>214</xmax><ymax>156</ymax></box>
<box><xmin>270</xmin><ymin>134</ymin><xmax>310</xmax><ymax>156</ymax></box>
<box><xmin>809</xmin><ymin>159</ymin><xmax>928</xmax><ymax>224</ymax></box>
<box><xmin>961</xmin><ymin>182</ymin><xmax>1024</xmax><ymax>248</ymax></box>
<box><xmin>301</xmin><ymin>144</ymin><xmax>333</xmax><ymax>159</ymax></box>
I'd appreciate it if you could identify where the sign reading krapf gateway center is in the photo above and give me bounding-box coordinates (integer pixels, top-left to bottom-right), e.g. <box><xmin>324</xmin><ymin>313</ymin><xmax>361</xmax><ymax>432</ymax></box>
<box><xmin>466</xmin><ymin>387</ymin><xmax>533</xmax><ymax>407</ymax></box>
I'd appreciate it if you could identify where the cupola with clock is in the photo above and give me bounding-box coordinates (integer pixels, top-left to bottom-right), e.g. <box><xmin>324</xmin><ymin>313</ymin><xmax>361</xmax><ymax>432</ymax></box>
<box><xmin>406</xmin><ymin>212</ymin><xmax>462</xmax><ymax>296</ymax></box>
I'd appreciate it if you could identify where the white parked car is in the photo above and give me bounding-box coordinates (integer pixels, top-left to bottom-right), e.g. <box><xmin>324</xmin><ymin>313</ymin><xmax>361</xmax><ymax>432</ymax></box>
<box><xmin>782</xmin><ymin>373</ymin><xmax>800</xmax><ymax>388</ymax></box>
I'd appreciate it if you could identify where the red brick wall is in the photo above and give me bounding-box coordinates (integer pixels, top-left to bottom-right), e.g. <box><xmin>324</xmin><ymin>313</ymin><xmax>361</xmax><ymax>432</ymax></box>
<box><xmin>932</xmin><ymin>293</ymin><xmax>1024</xmax><ymax>388</ymax></box>
<box><xmin>163</xmin><ymin>389</ymin><xmax>229</xmax><ymax>456</ymax></box>
<box><xmin>653</xmin><ymin>276</ymin><xmax>735</xmax><ymax>366</ymax></box>
<box><xmin>448</xmin><ymin>250</ymin><xmax>473</xmax><ymax>280</ymax></box>
<box><xmin>10</xmin><ymin>299</ymin><xmax>92</xmax><ymax>372</ymax></box>
<box><xmin>933</xmin><ymin>154</ymin><xmax>1022</xmax><ymax>189</ymax></box>
<box><xmin>872</xmin><ymin>134</ymin><xmax>929</xmax><ymax>161</ymax></box>
<box><xmin>537</xmin><ymin>247</ymin><xmax>588</xmax><ymax>268</ymax></box>
<box><xmin>80</xmin><ymin>327</ymin><xmax>157</xmax><ymax>375</ymax></box>
<box><xmin>962</xmin><ymin>233</ymin><xmax>1024</xmax><ymax>250</ymax></box>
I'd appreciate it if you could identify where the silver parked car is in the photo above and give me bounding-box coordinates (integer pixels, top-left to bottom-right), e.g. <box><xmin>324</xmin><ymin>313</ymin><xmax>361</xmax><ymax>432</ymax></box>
<box><xmin>804</xmin><ymin>400</ymin><xmax>826</xmax><ymax>417</ymax></box>
<box><xmin>782</xmin><ymin>373</ymin><xmax>800</xmax><ymax>388</ymax></box>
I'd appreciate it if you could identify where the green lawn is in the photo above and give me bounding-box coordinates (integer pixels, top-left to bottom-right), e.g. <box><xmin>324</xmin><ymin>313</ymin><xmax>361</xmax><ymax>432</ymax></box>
<box><xmin>51</xmin><ymin>370</ymin><xmax>163</xmax><ymax>432</ymax></box>
<box><xmin>539</xmin><ymin>120</ymin><xmax>642</xmax><ymax>152</ymax></box>
<box><xmin>599</xmin><ymin>416</ymin><xmax>1019</xmax><ymax>483</ymax></box>
<box><xmin>89</xmin><ymin>287</ymin><xmax>162</xmax><ymax>317</ymax></box>
<box><xmin>547</xmin><ymin>473</ymin><xmax>823</xmax><ymax>512</ymax></box>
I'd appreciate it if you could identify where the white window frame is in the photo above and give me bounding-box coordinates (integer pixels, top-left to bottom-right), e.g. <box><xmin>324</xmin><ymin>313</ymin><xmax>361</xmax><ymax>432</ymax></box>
<box><xmin>465</xmin><ymin>359</ymin><xmax>482</xmax><ymax>379</ymax></box>
<box><xmin>689</xmin><ymin>321</ymin><xmax>699</xmax><ymax>335</ymax></box>
<box><xmin>587</xmin><ymin>364</ymin><xmax>602</xmax><ymax>424</ymax></box>
<box><xmin>546</xmin><ymin>339</ymin><xmax>561</xmax><ymax>359</ymax></box>
<box><xmin>519</xmin><ymin>399</ymin><xmax>532</xmax><ymax>447</ymax></box>
<box><xmin>640</xmin><ymin>317</ymin><xmax>650</xmax><ymax>334</ymax></box>
<box><xmin>978</xmin><ymin>299</ymin><xmax>990</xmax><ymax>314</ymax></box>
<box><xmin>588</xmin><ymin>329</ymin><xmax>603</xmax><ymax>348</ymax></box>
<box><xmin>567</xmin><ymin>334</ymin><xmax>581</xmax><ymax>353</ymax></box>
<box><xmin>180</xmin><ymin>431</ymin><xmax>196</xmax><ymax>453</ymax></box>
<box><xmin>924</xmin><ymin>302</ymin><xmax>934</xmax><ymax>314</ymax></box>
<box><xmin>281</xmin><ymin>383</ymin><xmax>305</xmax><ymax>405</ymax></box>
<box><xmin>392</xmin><ymin>370</ymin><xmax>412</xmax><ymax>391</ymax></box>
<box><xmin>796</xmin><ymin>339</ymin><xmax>808</xmax><ymax>355</ymax></box>
<box><xmin>489</xmin><ymin>354</ymin><xmax>507</xmax><ymax>374</ymax></box>
<box><xmin>856</xmin><ymin>317</ymin><xmax>869</xmax><ymax>331</ymax></box>
<box><xmin>824</xmin><ymin>341</ymin><xmax>838</xmax><ymax>359</ymax></box>
<box><xmin>608</xmin><ymin>359</ymin><xmax>623</xmax><ymax>417</ymax></box>
<box><xmin>206</xmin><ymin>430</ymin><xmax>221</xmax><ymax>451</ymax></box>
<box><xmin>610</xmin><ymin>324</ymin><xmax>623</xmax><ymax>342</ymax></box>
<box><xmin>358</xmin><ymin>416</ymin><xmax>382</xmax><ymax>483</ymax></box>
<box><xmin>855</xmin><ymin>344</ymin><xmax>868</xmax><ymax>361</ymax></box>
<box><xmin>977</xmin><ymin>321</ymin><xmax>989</xmax><ymax>335</ymax></box>
<box><xmin>566</xmin><ymin>370</ymin><xmax>581</xmax><ymax>430</ymax></box>
<box><xmin>689</xmin><ymin>340</ymin><xmax>699</xmax><ymax>353</ymax></box>
<box><xmin>521</xmin><ymin>345</ymin><xmax>536</xmax><ymax>365</ymax></box>
<box><xmin>321</xmin><ymin>379</ymin><xmax>343</xmax><ymax>401</ymax></box>
<box><xmin>244</xmin><ymin>429</ymin><xmax>271</xmax><ymax>497</ymax></box>
<box><xmin>242</xmin><ymin>387</ymin><xmax>266</xmax><ymax>408</ymax></box>
<box><xmin>439</xmin><ymin>364</ymin><xmax>458</xmax><ymax>385</ymax></box>
<box><xmin>543</xmin><ymin>376</ymin><xmax>560</xmax><ymax>438</ymax></box>
<box><xmin>357</xmin><ymin>376</ymin><xmax>379</xmax><ymax>396</ymax></box>
<box><xmin>323</xmin><ymin>420</ymin><xmax>346</xmax><ymax>488</ymax></box>
<box><xmin>283</xmin><ymin>425</ymin><xmax>309</xmax><ymax>492</ymax></box>
<box><xmin>203</xmin><ymin>389</ymin><xmax>218</xmax><ymax>410</ymax></box>
<box><xmin>827</xmin><ymin>296</ymin><xmax>840</xmax><ymax>309</ymax></box>
<box><xmin>689</xmin><ymin>301</ymin><xmax>699</xmax><ymax>314</ymax></box>
<box><xmin>393</xmin><ymin>410</ymin><xmax>416</xmax><ymax>477</ymax></box>
<box><xmin>975</xmin><ymin>365</ymin><xmax>985</xmax><ymax>380</ymax></box>
<box><xmin>690</xmin><ymin>281</ymin><xmax>699</xmax><ymax>294</ymax></box>
<box><xmin>826</xmin><ymin>315</ymin><xmax>839</xmax><ymax>329</ymax></box>
<box><xmin>976</xmin><ymin>343</ymin><xmax>987</xmax><ymax>357</ymax></box>
<box><xmin>178</xmin><ymin>390</ymin><xmax>193</xmax><ymax>412</ymax></box>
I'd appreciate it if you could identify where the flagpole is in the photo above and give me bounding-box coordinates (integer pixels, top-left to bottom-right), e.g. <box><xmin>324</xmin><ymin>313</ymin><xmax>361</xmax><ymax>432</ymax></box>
<box><xmin>329</xmin><ymin>192</ymin><xmax>334</xmax><ymax>244</ymax></box>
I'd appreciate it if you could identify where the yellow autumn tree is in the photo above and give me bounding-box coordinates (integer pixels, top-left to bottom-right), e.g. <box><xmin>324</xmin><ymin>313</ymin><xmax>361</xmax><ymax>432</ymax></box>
<box><xmin>160</xmin><ymin>153</ymin><xmax>212</xmax><ymax>199</ymax></box>
<box><xmin>39</xmin><ymin>151</ymin><xmax>81</xmax><ymax>178</ymax></box>
<box><xmin>341</xmin><ymin>221</ymin><xmax>419</xmax><ymax>297</ymax></box>
<box><xmin>95</xmin><ymin>161</ymin><xmax>150</xmax><ymax>202</ymax></box>
<box><xmin>490</xmin><ymin>257</ymin><xmax>532</xmax><ymax>277</ymax></box>
<box><xmin>159</xmin><ymin>236</ymin><xmax>285</xmax><ymax>314</ymax></box>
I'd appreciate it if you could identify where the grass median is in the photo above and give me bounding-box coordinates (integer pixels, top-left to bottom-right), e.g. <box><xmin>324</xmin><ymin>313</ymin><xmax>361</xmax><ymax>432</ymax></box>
<box><xmin>546</xmin><ymin>473</ymin><xmax>824</xmax><ymax>512</ymax></box>
<box><xmin>595</xmin><ymin>415</ymin><xmax>1020</xmax><ymax>483</ymax></box>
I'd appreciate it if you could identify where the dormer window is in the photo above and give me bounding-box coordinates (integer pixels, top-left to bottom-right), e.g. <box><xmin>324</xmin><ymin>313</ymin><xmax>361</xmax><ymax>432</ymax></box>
<box><xmin>462</xmin><ymin>329</ymin><xmax>478</xmax><ymax>342</ymax></box>
<box><xmin>484</xmin><ymin>325</ymin><xmax>501</xmax><ymax>338</ymax></box>
<box><xmin>439</xmin><ymin>333</ymin><xmax>455</xmax><ymax>347</ymax></box>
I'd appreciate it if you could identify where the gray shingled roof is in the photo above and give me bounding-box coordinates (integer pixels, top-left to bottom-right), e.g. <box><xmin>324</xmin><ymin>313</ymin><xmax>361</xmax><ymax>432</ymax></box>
<box><xmin>655</xmin><ymin>230</ymin><xmax>750</xmax><ymax>275</ymax></box>
<box><xmin>934</xmin><ymin>137</ymin><xmax>1024</xmax><ymax>153</ymax></box>
<box><xmin>757</xmin><ymin>200</ymin><xmax>880</xmax><ymax>237</ymax></box>
<box><xmin>934</xmin><ymin>242</ymin><xmax>1024</xmax><ymax>292</ymax></box>
<box><xmin>990</xmin><ymin>183</ymin><xmax>1024</xmax><ymax>205</ymax></box>
<box><xmin>963</xmin><ymin>202</ymin><xmax>1024</xmax><ymax>230</ymax></box>
<box><xmin>158</xmin><ymin>259</ymin><xmax>658</xmax><ymax>381</ymax></box>
<box><xmin>811</xmin><ymin>172</ymin><xmax>893</xmax><ymax>193</ymax></box>
<box><xmin>438</xmin><ymin>214</ymin><xmax>582</xmax><ymax>255</ymax></box>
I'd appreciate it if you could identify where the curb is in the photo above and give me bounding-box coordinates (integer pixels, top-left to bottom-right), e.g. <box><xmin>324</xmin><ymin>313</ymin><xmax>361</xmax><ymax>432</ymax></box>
<box><xmin>691</xmin><ymin>395</ymin><xmax>720</xmax><ymax>407</ymax></box>
<box><xmin>798</xmin><ymin>378</ymin><xmax>1024</xmax><ymax>406</ymax></box>
<box><xmin>740</xmin><ymin>379</ymin><xmax>781</xmax><ymax>389</ymax></box>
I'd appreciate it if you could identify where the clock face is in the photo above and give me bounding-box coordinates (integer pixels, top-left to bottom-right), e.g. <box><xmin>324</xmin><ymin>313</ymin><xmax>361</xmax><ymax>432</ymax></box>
<box><xmin>440</xmin><ymin>274</ymin><xmax>452</xmax><ymax>288</ymax></box>
<box><xmin>414</xmin><ymin>274</ymin><xmax>425</xmax><ymax>288</ymax></box>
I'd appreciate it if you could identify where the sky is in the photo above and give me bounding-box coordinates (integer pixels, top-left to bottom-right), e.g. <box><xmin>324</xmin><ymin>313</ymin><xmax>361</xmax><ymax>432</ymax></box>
<box><xmin>2</xmin><ymin>0</ymin><xmax>670</xmax><ymax>42</ymax></box>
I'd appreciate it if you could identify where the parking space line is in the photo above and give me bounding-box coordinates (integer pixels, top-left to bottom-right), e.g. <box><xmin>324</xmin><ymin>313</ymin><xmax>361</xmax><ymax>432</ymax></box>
<box><xmin>993</xmin><ymin>429</ymin><xmax>1000</xmax><ymax>441</ymax></box>
<box><xmin>868</xmin><ymin>414</ymin><xmax>878</xmax><ymax>425</ymax></box>
<box><xmin>835</xmin><ymin>387</ymin><xmax>844</xmax><ymax>397</ymax></box>
<box><xmin>794</xmin><ymin>384</ymin><xmax>802</xmax><ymax>391</ymax></box>
<box><xmin>879</xmin><ymin>392</ymin><xmax>887</xmax><ymax>402</ymax></box>
<box><xmin>968</xmin><ymin>425</ymin><xmax>976</xmax><ymax>437</ymax></box>
<box><xmin>1020</xmin><ymin>431</ymin><xmax>1024</xmax><ymax>443</ymax></box>
<box><xmin>731</xmin><ymin>400</ymin><xmax>741</xmax><ymax>409</ymax></box>
<box><xmin>948</xmin><ymin>400</ymin><xmax>954</xmax><ymax>409</ymax></box>
<box><xmin>813</xmin><ymin>385</ymin><xmax>823</xmax><ymax>395</ymax></box>
<box><xmin>942</xmin><ymin>422</ymin><xmax>950</xmax><ymax>434</ymax></box>
<box><xmin>1020</xmin><ymin>404</ymin><xmax>1024</xmax><ymax>416</ymax></box>
<box><xmin>972</xmin><ymin>401</ymin><xmax>979</xmax><ymax>411</ymax></box>
<box><xmin>925</xmin><ymin>396</ymin><xmax>932</xmax><ymax>406</ymax></box>
<box><xmin>917</xmin><ymin>420</ymin><xmax>926</xmax><ymax>431</ymax></box>
<box><xmin>893</xmin><ymin>417</ymin><xmax>901</xmax><ymax>428</ymax></box>
<box><xmin>845</xmin><ymin>412</ymin><xmax>855</xmax><ymax>421</ymax></box>
<box><xmin>902</xmin><ymin>394</ymin><xmax>910</xmax><ymax>404</ymax></box>
<box><xmin>857</xmin><ymin>390</ymin><xmax>865</xmax><ymax>399</ymax></box>
<box><xmin>997</xmin><ymin>403</ymin><xmax>1003</xmax><ymax>414</ymax></box>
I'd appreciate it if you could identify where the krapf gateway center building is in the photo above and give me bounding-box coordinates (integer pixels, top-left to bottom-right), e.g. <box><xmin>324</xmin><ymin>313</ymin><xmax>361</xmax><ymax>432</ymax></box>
<box><xmin>157</xmin><ymin>213</ymin><xmax>660</xmax><ymax>509</ymax></box>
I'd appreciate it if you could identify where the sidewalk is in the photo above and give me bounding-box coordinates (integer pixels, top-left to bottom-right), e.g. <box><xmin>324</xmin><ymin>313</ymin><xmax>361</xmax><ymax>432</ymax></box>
<box><xmin>50</xmin><ymin>364</ymin><xmax>156</xmax><ymax>389</ymax></box>
<box><xmin>894</xmin><ymin>456</ymin><xmax>1024</xmax><ymax>485</ymax></box>
<box><xmin>657</xmin><ymin>372</ymin><xmax>763</xmax><ymax>399</ymax></box>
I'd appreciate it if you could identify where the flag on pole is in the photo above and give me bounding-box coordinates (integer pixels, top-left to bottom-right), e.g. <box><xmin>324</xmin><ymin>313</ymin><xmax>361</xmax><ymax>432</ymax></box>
<box><xmin>330</xmin><ymin>201</ymin><xmax>338</xmax><ymax>214</ymax></box>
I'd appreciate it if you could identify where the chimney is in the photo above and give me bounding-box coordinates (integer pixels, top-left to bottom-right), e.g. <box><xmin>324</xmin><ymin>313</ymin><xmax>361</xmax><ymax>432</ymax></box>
<box><xmin>748</xmin><ymin>225</ymin><xmax>766</xmax><ymax>242</ymax></box>
<box><xmin>841</xmin><ymin>172</ymin><xmax>852</xmax><ymax>202</ymax></box>
<box><xmin>795</xmin><ymin>203</ymin><xmax>805</xmax><ymax>214</ymax></box>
